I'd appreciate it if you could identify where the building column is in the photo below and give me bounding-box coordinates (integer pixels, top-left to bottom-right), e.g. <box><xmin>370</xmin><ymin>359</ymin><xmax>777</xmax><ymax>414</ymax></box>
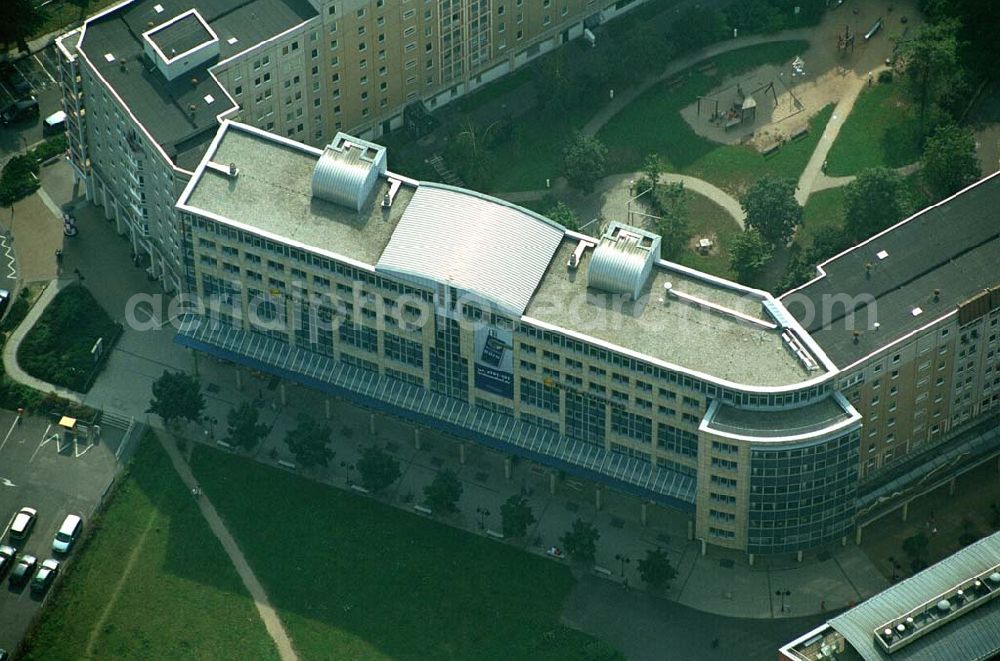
<box><xmin>700</xmin><ymin>538</ymin><xmax>707</xmax><ymax>556</ymax></box>
<box><xmin>368</xmin><ymin>412</ymin><xmax>376</xmax><ymax>436</ymax></box>
<box><xmin>549</xmin><ymin>472</ymin><xmax>557</xmax><ymax>495</ymax></box>
<box><xmin>279</xmin><ymin>382</ymin><xmax>287</xmax><ymax>407</ymax></box>
<box><xmin>901</xmin><ymin>501</ymin><xmax>909</xmax><ymax>522</ymax></box>
<box><xmin>459</xmin><ymin>442</ymin><xmax>466</xmax><ymax>465</ymax></box>
<box><xmin>413</xmin><ymin>427</ymin><xmax>422</xmax><ymax>450</ymax></box>
<box><xmin>235</xmin><ymin>367</ymin><xmax>244</xmax><ymax>391</ymax></box>
<box><xmin>687</xmin><ymin>519</ymin><xmax>695</xmax><ymax>541</ymax></box>
<box><xmin>640</xmin><ymin>502</ymin><xmax>648</xmax><ymax>527</ymax></box>
<box><xmin>504</xmin><ymin>456</ymin><xmax>512</xmax><ymax>480</ymax></box>
<box><xmin>748</xmin><ymin>553</ymin><xmax>755</xmax><ymax>567</ymax></box>
<box><xmin>797</xmin><ymin>550</ymin><xmax>803</xmax><ymax>563</ymax></box>
<box><xmin>841</xmin><ymin>535</ymin><xmax>848</xmax><ymax>547</ymax></box>
<box><xmin>948</xmin><ymin>476</ymin><xmax>956</xmax><ymax>496</ymax></box>
<box><xmin>856</xmin><ymin>524</ymin><xmax>864</xmax><ymax>546</ymax></box>
<box><xmin>324</xmin><ymin>398</ymin><xmax>332</xmax><ymax>420</ymax></box>
<box><xmin>595</xmin><ymin>487</ymin><xmax>602</xmax><ymax>511</ymax></box>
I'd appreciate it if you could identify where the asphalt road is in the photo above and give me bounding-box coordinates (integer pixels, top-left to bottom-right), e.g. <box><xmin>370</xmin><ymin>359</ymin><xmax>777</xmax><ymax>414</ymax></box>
<box><xmin>0</xmin><ymin>410</ymin><xmax>121</xmax><ymax>654</ymax></box>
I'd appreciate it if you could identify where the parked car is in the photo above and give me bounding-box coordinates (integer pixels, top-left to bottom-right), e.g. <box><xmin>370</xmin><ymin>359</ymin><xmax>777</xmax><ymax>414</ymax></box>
<box><xmin>52</xmin><ymin>514</ymin><xmax>83</xmax><ymax>553</ymax></box>
<box><xmin>0</xmin><ymin>97</ymin><xmax>39</xmax><ymax>125</ymax></box>
<box><xmin>0</xmin><ymin>63</ymin><xmax>31</xmax><ymax>97</ymax></box>
<box><xmin>0</xmin><ymin>545</ymin><xmax>15</xmax><ymax>578</ymax></box>
<box><xmin>0</xmin><ymin>289</ymin><xmax>10</xmax><ymax>319</ymax></box>
<box><xmin>43</xmin><ymin>109</ymin><xmax>66</xmax><ymax>134</ymax></box>
<box><xmin>8</xmin><ymin>554</ymin><xmax>37</xmax><ymax>587</ymax></box>
<box><xmin>9</xmin><ymin>507</ymin><xmax>37</xmax><ymax>540</ymax></box>
<box><xmin>30</xmin><ymin>558</ymin><xmax>59</xmax><ymax>594</ymax></box>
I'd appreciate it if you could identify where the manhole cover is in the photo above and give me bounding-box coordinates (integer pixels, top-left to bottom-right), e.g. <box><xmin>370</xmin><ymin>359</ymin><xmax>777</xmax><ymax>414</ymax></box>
<box><xmin>610</xmin><ymin>517</ymin><xmax>625</xmax><ymax>529</ymax></box>
<box><xmin>565</xmin><ymin>502</ymin><xmax>579</xmax><ymax>513</ymax></box>
<box><xmin>719</xmin><ymin>558</ymin><xmax>735</xmax><ymax>569</ymax></box>
<box><xmin>430</xmin><ymin>456</ymin><xmax>444</xmax><ymax>468</ymax></box>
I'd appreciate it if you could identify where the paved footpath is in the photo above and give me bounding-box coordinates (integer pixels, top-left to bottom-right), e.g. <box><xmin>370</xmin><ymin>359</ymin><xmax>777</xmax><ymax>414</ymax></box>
<box><xmin>158</xmin><ymin>432</ymin><xmax>300</xmax><ymax>661</ymax></box>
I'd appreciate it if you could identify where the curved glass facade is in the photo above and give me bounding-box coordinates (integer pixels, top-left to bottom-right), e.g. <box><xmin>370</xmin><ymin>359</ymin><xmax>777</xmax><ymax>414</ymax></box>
<box><xmin>747</xmin><ymin>429</ymin><xmax>860</xmax><ymax>554</ymax></box>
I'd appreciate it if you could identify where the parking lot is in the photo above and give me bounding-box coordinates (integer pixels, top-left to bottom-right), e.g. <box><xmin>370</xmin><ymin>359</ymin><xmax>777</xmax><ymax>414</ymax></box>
<box><xmin>0</xmin><ymin>409</ymin><xmax>124</xmax><ymax>653</ymax></box>
<box><xmin>1</xmin><ymin>45</ymin><xmax>64</xmax><ymax>164</ymax></box>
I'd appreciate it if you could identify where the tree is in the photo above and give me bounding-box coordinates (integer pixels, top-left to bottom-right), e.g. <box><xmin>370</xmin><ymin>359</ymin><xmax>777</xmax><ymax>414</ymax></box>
<box><xmin>446</xmin><ymin>119</ymin><xmax>497</xmax><ymax>191</ymax></box>
<box><xmin>900</xmin><ymin>19</ymin><xmax>960</xmax><ymax>130</ymax></box>
<box><xmin>729</xmin><ymin>227</ymin><xmax>773</xmax><ymax>283</ymax></box>
<box><xmin>670</xmin><ymin>6</ymin><xmax>729</xmax><ymax>52</ymax></box>
<box><xmin>225</xmin><ymin>401</ymin><xmax>269</xmax><ymax>451</ymax></box>
<box><xmin>0</xmin><ymin>0</ymin><xmax>46</xmax><ymax>53</ymax></box>
<box><xmin>922</xmin><ymin>123</ymin><xmax>981</xmax><ymax>202</ymax></box>
<box><xmin>740</xmin><ymin>176</ymin><xmax>802</xmax><ymax>247</ymax></box>
<box><xmin>637</xmin><ymin>547</ymin><xmax>678</xmax><ymax>592</ymax></box>
<box><xmin>500</xmin><ymin>495</ymin><xmax>536</xmax><ymax>538</ymax></box>
<box><xmin>843</xmin><ymin>167</ymin><xmax>910</xmax><ymax>241</ymax></box>
<box><xmin>652</xmin><ymin>182</ymin><xmax>689</xmax><ymax>259</ymax></box>
<box><xmin>356</xmin><ymin>446</ymin><xmax>401</xmax><ymax>493</ymax></box>
<box><xmin>563</xmin><ymin>133</ymin><xmax>607</xmax><ymax>194</ymax></box>
<box><xmin>560</xmin><ymin>518</ymin><xmax>600</xmax><ymax>565</ymax></box>
<box><xmin>544</xmin><ymin>200</ymin><xmax>580</xmax><ymax>231</ymax></box>
<box><xmin>535</xmin><ymin>49</ymin><xmax>577</xmax><ymax>114</ymax></box>
<box><xmin>284</xmin><ymin>415</ymin><xmax>334</xmax><ymax>469</ymax></box>
<box><xmin>147</xmin><ymin>371</ymin><xmax>205</xmax><ymax>426</ymax></box>
<box><xmin>902</xmin><ymin>532</ymin><xmax>929</xmax><ymax>561</ymax></box>
<box><xmin>642</xmin><ymin>153</ymin><xmax>663</xmax><ymax>191</ymax></box>
<box><xmin>424</xmin><ymin>468</ymin><xmax>463</xmax><ymax>513</ymax></box>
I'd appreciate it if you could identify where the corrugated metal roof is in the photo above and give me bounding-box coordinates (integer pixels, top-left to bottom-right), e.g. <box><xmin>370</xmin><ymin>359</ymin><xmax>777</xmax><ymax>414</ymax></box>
<box><xmin>830</xmin><ymin>530</ymin><xmax>1000</xmax><ymax>661</ymax></box>
<box><xmin>376</xmin><ymin>183</ymin><xmax>565</xmax><ymax>314</ymax></box>
<box><xmin>311</xmin><ymin>133</ymin><xmax>385</xmax><ymax>211</ymax></box>
<box><xmin>587</xmin><ymin>223</ymin><xmax>659</xmax><ymax>300</ymax></box>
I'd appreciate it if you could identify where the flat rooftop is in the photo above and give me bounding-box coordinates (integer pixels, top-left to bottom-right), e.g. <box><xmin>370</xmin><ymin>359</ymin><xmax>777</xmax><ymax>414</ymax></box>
<box><xmin>705</xmin><ymin>396</ymin><xmax>855</xmax><ymax>440</ymax></box>
<box><xmin>79</xmin><ymin>0</ymin><xmax>316</xmax><ymax>168</ymax></box>
<box><xmin>183</xmin><ymin>125</ymin><xmax>413</xmax><ymax>265</ymax></box>
<box><xmin>782</xmin><ymin>173</ymin><xmax>1000</xmax><ymax>369</ymax></box>
<box><xmin>146</xmin><ymin>11</ymin><xmax>214</xmax><ymax>57</ymax></box>
<box><xmin>526</xmin><ymin>239</ymin><xmax>823</xmax><ymax>388</ymax></box>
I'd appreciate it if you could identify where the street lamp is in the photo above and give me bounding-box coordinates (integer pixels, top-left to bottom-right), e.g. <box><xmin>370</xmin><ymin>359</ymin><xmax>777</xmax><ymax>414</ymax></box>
<box><xmin>476</xmin><ymin>507</ymin><xmax>490</xmax><ymax>530</ymax></box>
<box><xmin>614</xmin><ymin>553</ymin><xmax>631</xmax><ymax>577</ymax></box>
<box><xmin>775</xmin><ymin>589</ymin><xmax>791</xmax><ymax>613</ymax></box>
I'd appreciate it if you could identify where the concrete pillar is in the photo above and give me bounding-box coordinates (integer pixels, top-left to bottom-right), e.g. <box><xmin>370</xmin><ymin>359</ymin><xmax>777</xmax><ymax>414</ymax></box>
<box><xmin>640</xmin><ymin>502</ymin><xmax>648</xmax><ymax>527</ymax></box>
<box><xmin>996</xmin><ymin>455</ymin><xmax>1000</xmax><ymax>473</ymax></box>
<box><xmin>902</xmin><ymin>501</ymin><xmax>909</xmax><ymax>522</ymax></box>
<box><xmin>235</xmin><ymin>367</ymin><xmax>244</xmax><ymax>391</ymax></box>
<box><xmin>279</xmin><ymin>382</ymin><xmax>288</xmax><ymax>406</ymax></box>
<box><xmin>504</xmin><ymin>456</ymin><xmax>512</xmax><ymax>480</ymax></box>
<box><xmin>700</xmin><ymin>538</ymin><xmax>707</xmax><ymax>556</ymax></box>
<box><xmin>797</xmin><ymin>550</ymin><xmax>803</xmax><ymax>563</ymax></box>
<box><xmin>595</xmin><ymin>487</ymin><xmax>602</xmax><ymax>511</ymax></box>
<box><xmin>413</xmin><ymin>427</ymin><xmax>422</xmax><ymax>450</ymax></box>
<box><xmin>324</xmin><ymin>398</ymin><xmax>332</xmax><ymax>420</ymax></box>
<box><xmin>687</xmin><ymin>519</ymin><xmax>695</xmax><ymax>541</ymax></box>
<box><xmin>748</xmin><ymin>553</ymin><xmax>755</xmax><ymax>567</ymax></box>
<box><xmin>948</xmin><ymin>476</ymin><xmax>956</xmax><ymax>496</ymax></box>
<box><xmin>549</xmin><ymin>472</ymin><xmax>557</xmax><ymax>495</ymax></box>
<box><xmin>368</xmin><ymin>412</ymin><xmax>376</xmax><ymax>436</ymax></box>
<box><xmin>841</xmin><ymin>535</ymin><xmax>848</xmax><ymax>547</ymax></box>
<box><xmin>856</xmin><ymin>524</ymin><xmax>864</xmax><ymax>546</ymax></box>
<box><xmin>459</xmin><ymin>442</ymin><xmax>466</xmax><ymax>465</ymax></box>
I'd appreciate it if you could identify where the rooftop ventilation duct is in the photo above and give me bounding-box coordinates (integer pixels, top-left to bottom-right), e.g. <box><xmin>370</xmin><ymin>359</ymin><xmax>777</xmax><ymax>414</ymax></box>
<box><xmin>311</xmin><ymin>132</ymin><xmax>387</xmax><ymax>211</ymax></box>
<box><xmin>587</xmin><ymin>222</ymin><xmax>661</xmax><ymax>300</ymax></box>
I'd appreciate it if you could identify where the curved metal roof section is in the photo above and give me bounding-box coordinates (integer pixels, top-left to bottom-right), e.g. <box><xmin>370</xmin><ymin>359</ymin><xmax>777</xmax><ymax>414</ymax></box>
<box><xmin>311</xmin><ymin>134</ymin><xmax>385</xmax><ymax>211</ymax></box>
<box><xmin>588</xmin><ymin>239</ymin><xmax>649</xmax><ymax>298</ymax></box>
<box><xmin>375</xmin><ymin>183</ymin><xmax>565</xmax><ymax>314</ymax></box>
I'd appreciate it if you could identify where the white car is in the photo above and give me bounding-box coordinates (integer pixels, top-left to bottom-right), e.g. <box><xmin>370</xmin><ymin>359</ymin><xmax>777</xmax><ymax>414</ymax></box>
<box><xmin>9</xmin><ymin>507</ymin><xmax>37</xmax><ymax>540</ymax></box>
<box><xmin>43</xmin><ymin>110</ymin><xmax>66</xmax><ymax>134</ymax></box>
<box><xmin>52</xmin><ymin>514</ymin><xmax>83</xmax><ymax>553</ymax></box>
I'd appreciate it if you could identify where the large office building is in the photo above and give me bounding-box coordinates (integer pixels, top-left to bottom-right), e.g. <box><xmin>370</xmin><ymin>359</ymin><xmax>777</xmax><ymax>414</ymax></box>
<box><xmin>169</xmin><ymin>118</ymin><xmax>997</xmax><ymax>557</ymax></box>
<box><xmin>55</xmin><ymin>0</ymin><xmax>651</xmax><ymax>290</ymax></box>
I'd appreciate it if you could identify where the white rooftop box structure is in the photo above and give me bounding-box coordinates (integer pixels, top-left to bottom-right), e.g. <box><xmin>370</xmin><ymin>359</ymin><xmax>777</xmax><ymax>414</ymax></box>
<box><xmin>587</xmin><ymin>222</ymin><xmax>661</xmax><ymax>300</ymax></box>
<box><xmin>142</xmin><ymin>9</ymin><xmax>220</xmax><ymax>82</ymax></box>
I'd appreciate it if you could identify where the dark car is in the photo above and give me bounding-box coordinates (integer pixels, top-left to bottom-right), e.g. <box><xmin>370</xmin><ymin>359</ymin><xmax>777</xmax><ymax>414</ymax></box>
<box><xmin>0</xmin><ymin>545</ymin><xmax>15</xmax><ymax>579</ymax></box>
<box><xmin>30</xmin><ymin>558</ymin><xmax>59</xmax><ymax>594</ymax></box>
<box><xmin>9</xmin><ymin>554</ymin><xmax>37</xmax><ymax>587</ymax></box>
<box><xmin>1</xmin><ymin>97</ymin><xmax>39</xmax><ymax>125</ymax></box>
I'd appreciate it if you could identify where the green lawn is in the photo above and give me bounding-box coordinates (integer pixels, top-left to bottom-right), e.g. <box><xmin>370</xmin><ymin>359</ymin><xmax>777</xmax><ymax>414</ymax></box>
<box><xmin>598</xmin><ymin>41</ymin><xmax>809</xmax><ymax>184</ymax></box>
<box><xmin>673</xmin><ymin>190</ymin><xmax>742</xmax><ymax>279</ymax></box>
<box><xmin>20</xmin><ymin>437</ymin><xmax>278</xmax><ymax>660</ymax></box>
<box><xmin>190</xmin><ymin>445</ymin><xmax>618</xmax><ymax>660</ymax></box>
<box><xmin>824</xmin><ymin>81</ymin><xmax>922</xmax><ymax>176</ymax></box>
<box><xmin>797</xmin><ymin>188</ymin><xmax>845</xmax><ymax>250</ymax></box>
<box><xmin>17</xmin><ymin>283</ymin><xmax>121</xmax><ymax>392</ymax></box>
